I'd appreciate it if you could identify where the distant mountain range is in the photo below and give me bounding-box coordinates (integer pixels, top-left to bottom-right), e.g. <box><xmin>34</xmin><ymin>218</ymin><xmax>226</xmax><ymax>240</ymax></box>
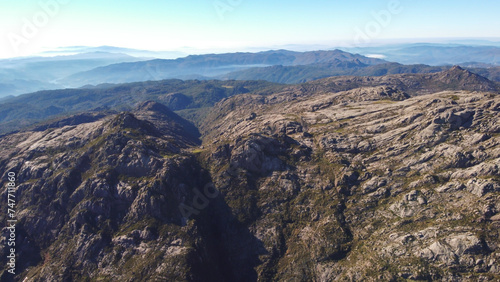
<box><xmin>57</xmin><ymin>50</ymin><xmax>385</xmax><ymax>87</ymax></box>
<box><xmin>0</xmin><ymin>79</ymin><xmax>280</xmax><ymax>134</ymax></box>
<box><xmin>1</xmin><ymin>64</ymin><xmax>500</xmax><ymax>281</ymax></box>
<box><xmin>2</xmin><ymin>44</ymin><xmax>500</xmax><ymax>98</ymax></box>
<box><xmin>38</xmin><ymin>46</ymin><xmax>186</xmax><ymax>59</ymax></box>
<box><xmin>0</xmin><ymin>52</ymin><xmax>148</xmax><ymax>96</ymax></box>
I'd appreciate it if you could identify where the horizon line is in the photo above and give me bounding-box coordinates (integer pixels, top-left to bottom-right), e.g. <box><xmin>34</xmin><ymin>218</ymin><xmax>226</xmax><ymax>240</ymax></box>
<box><xmin>2</xmin><ymin>37</ymin><xmax>500</xmax><ymax>60</ymax></box>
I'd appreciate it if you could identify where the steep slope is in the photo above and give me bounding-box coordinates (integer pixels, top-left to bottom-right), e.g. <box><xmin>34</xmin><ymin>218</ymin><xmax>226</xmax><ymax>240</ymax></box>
<box><xmin>1</xmin><ymin>71</ymin><xmax>499</xmax><ymax>281</ymax></box>
<box><xmin>133</xmin><ymin>101</ymin><xmax>201</xmax><ymax>143</ymax></box>
<box><xmin>199</xmin><ymin>86</ymin><xmax>500</xmax><ymax>280</ymax></box>
<box><xmin>0</xmin><ymin>102</ymin><xmax>263</xmax><ymax>281</ymax></box>
<box><xmin>469</xmin><ymin>66</ymin><xmax>500</xmax><ymax>83</ymax></box>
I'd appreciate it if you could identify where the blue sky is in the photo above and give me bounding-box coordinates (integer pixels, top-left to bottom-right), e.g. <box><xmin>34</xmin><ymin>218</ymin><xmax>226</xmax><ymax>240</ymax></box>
<box><xmin>1</xmin><ymin>0</ymin><xmax>500</xmax><ymax>58</ymax></box>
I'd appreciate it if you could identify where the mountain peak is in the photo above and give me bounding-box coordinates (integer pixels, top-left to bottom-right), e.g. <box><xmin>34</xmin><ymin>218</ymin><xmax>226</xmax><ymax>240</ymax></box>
<box><xmin>133</xmin><ymin>100</ymin><xmax>201</xmax><ymax>144</ymax></box>
<box><xmin>441</xmin><ymin>65</ymin><xmax>474</xmax><ymax>78</ymax></box>
<box><xmin>436</xmin><ymin>65</ymin><xmax>498</xmax><ymax>92</ymax></box>
<box><xmin>135</xmin><ymin>100</ymin><xmax>174</xmax><ymax>115</ymax></box>
<box><xmin>449</xmin><ymin>65</ymin><xmax>465</xmax><ymax>71</ymax></box>
<box><xmin>444</xmin><ymin>65</ymin><xmax>473</xmax><ymax>78</ymax></box>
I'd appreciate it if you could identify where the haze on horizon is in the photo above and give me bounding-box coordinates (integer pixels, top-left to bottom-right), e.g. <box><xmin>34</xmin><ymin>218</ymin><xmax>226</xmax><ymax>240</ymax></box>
<box><xmin>1</xmin><ymin>0</ymin><xmax>500</xmax><ymax>59</ymax></box>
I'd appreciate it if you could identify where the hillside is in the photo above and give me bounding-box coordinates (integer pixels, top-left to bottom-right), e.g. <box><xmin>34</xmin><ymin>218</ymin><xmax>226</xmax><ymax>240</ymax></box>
<box><xmin>222</xmin><ymin>61</ymin><xmax>500</xmax><ymax>85</ymax></box>
<box><xmin>0</xmin><ymin>79</ymin><xmax>282</xmax><ymax>135</ymax></box>
<box><xmin>198</xmin><ymin>85</ymin><xmax>500</xmax><ymax>281</ymax></box>
<box><xmin>221</xmin><ymin>62</ymin><xmax>448</xmax><ymax>84</ymax></box>
<box><xmin>0</xmin><ymin>67</ymin><xmax>499</xmax><ymax>281</ymax></box>
<box><xmin>1</xmin><ymin>67</ymin><xmax>497</xmax><ymax>136</ymax></box>
<box><xmin>469</xmin><ymin>66</ymin><xmax>500</xmax><ymax>83</ymax></box>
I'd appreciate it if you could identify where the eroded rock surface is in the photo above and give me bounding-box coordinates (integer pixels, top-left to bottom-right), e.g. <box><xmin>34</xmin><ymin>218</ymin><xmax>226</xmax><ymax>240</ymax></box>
<box><xmin>1</xmin><ymin>69</ymin><xmax>499</xmax><ymax>281</ymax></box>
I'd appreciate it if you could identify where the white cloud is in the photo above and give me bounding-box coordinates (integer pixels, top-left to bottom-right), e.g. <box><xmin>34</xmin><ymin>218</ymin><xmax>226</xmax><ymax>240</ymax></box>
<box><xmin>365</xmin><ymin>54</ymin><xmax>387</xmax><ymax>59</ymax></box>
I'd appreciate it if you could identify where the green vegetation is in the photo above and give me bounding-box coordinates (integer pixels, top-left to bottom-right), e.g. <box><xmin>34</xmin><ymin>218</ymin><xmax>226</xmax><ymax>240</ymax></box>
<box><xmin>0</xmin><ymin>79</ymin><xmax>283</xmax><ymax>134</ymax></box>
<box><xmin>224</xmin><ymin>62</ymin><xmax>448</xmax><ymax>84</ymax></box>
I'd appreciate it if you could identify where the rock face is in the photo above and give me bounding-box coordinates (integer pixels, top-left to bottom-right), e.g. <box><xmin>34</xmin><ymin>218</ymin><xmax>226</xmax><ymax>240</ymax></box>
<box><xmin>199</xmin><ymin>86</ymin><xmax>500</xmax><ymax>281</ymax></box>
<box><xmin>0</xmin><ymin>109</ymin><xmax>219</xmax><ymax>281</ymax></box>
<box><xmin>1</xmin><ymin>70</ymin><xmax>500</xmax><ymax>281</ymax></box>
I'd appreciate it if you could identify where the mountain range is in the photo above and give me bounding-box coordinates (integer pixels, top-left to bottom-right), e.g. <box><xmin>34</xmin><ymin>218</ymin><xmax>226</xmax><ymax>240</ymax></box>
<box><xmin>0</xmin><ymin>52</ymin><xmax>147</xmax><ymax>97</ymax></box>
<box><xmin>3</xmin><ymin>44</ymin><xmax>500</xmax><ymax>99</ymax></box>
<box><xmin>0</xmin><ymin>64</ymin><xmax>499</xmax><ymax>281</ymax></box>
<box><xmin>0</xmin><ymin>66</ymin><xmax>497</xmax><ymax>135</ymax></box>
<box><xmin>56</xmin><ymin>49</ymin><xmax>385</xmax><ymax>87</ymax></box>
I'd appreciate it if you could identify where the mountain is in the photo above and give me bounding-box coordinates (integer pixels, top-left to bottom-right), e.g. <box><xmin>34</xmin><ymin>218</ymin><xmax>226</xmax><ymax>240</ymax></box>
<box><xmin>221</xmin><ymin>62</ymin><xmax>448</xmax><ymax>84</ymax></box>
<box><xmin>468</xmin><ymin>66</ymin><xmax>500</xmax><ymax>82</ymax></box>
<box><xmin>198</xmin><ymin>81</ymin><xmax>500</xmax><ymax>281</ymax></box>
<box><xmin>58</xmin><ymin>50</ymin><xmax>386</xmax><ymax>87</ymax></box>
<box><xmin>38</xmin><ymin>46</ymin><xmax>186</xmax><ymax>59</ymax></box>
<box><xmin>0</xmin><ymin>79</ymin><xmax>281</xmax><ymax>135</ymax></box>
<box><xmin>0</xmin><ymin>103</ymin><xmax>215</xmax><ymax>281</ymax></box>
<box><xmin>1</xmin><ymin>67</ymin><xmax>499</xmax><ymax>280</ymax></box>
<box><xmin>5</xmin><ymin>47</ymin><xmax>500</xmax><ymax>100</ymax></box>
<box><xmin>233</xmin><ymin>66</ymin><xmax>498</xmax><ymax>100</ymax></box>
<box><xmin>0</xmin><ymin>52</ymin><xmax>147</xmax><ymax>97</ymax></box>
<box><xmin>4</xmin><ymin>46</ymin><xmax>500</xmax><ymax>99</ymax></box>
<box><xmin>0</xmin><ymin>67</ymin><xmax>497</xmax><ymax>136</ymax></box>
<box><xmin>305</xmin><ymin>66</ymin><xmax>499</xmax><ymax>95</ymax></box>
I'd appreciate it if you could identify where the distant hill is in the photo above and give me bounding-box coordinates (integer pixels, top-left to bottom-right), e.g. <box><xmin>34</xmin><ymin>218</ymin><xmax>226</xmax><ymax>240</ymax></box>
<box><xmin>221</xmin><ymin>62</ymin><xmax>448</xmax><ymax>83</ymax></box>
<box><xmin>295</xmin><ymin>66</ymin><xmax>499</xmax><ymax>96</ymax></box>
<box><xmin>3</xmin><ymin>47</ymin><xmax>500</xmax><ymax>99</ymax></box>
<box><xmin>38</xmin><ymin>45</ymin><xmax>186</xmax><ymax>59</ymax></box>
<box><xmin>0</xmin><ymin>52</ymin><xmax>147</xmax><ymax>97</ymax></box>
<box><xmin>58</xmin><ymin>50</ymin><xmax>386</xmax><ymax>87</ymax></box>
<box><xmin>467</xmin><ymin>66</ymin><xmax>500</xmax><ymax>82</ymax></box>
<box><xmin>221</xmin><ymin>60</ymin><xmax>500</xmax><ymax>84</ymax></box>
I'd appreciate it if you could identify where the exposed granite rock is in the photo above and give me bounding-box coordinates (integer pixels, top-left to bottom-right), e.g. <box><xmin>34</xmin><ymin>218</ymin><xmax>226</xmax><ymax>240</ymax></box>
<box><xmin>200</xmin><ymin>87</ymin><xmax>499</xmax><ymax>281</ymax></box>
<box><xmin>1</xmin><ymin>71</ymin><xmax>499</xmax><ymax>281</ymax></box>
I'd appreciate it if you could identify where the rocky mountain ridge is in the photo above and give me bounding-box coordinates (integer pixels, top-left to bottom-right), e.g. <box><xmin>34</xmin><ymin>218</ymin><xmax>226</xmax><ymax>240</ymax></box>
<box><xmin>0</xmin><ymin>68</ymin><xmax>499</xmax><ymax>281</ymax></box>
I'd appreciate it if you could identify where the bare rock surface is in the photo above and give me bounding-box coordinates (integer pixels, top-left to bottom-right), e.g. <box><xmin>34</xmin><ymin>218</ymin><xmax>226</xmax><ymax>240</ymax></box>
<box><xmin>200</xmin><ymin>85</ymin><xmax>500</xmax><ymax>280</ymax></box>
<box><xmin>1</xmin><ymin>69</ymin><xmax>499</xmax><ymax>281</ymax></box>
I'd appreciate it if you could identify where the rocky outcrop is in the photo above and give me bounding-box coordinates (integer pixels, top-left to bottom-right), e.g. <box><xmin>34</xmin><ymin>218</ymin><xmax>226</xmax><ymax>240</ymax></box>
<box><xmin>0</xmin><ymin>107</ymin><xmax>230</xmax><ymax>281</ymax></box>
<box><xmin>201</xmin><ymin>87</ymin><xmax>500</xmax><ymax>281</ymax></box>
<box><xmin>1</xmin><ymin>73</ymin><xmax>499</xmax><ymax>281</ymax></box>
